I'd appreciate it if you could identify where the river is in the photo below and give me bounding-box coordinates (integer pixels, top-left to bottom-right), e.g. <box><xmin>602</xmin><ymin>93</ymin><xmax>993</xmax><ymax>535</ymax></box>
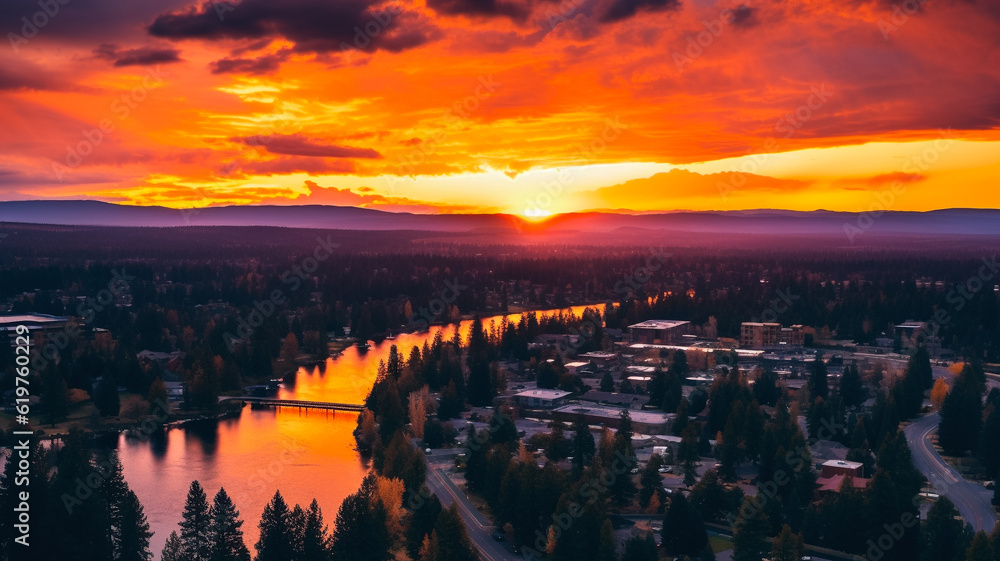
<box><xmin>118</xmin><ymin>305</ymin><xmax>601</xmax><ymax>558</ymax></box>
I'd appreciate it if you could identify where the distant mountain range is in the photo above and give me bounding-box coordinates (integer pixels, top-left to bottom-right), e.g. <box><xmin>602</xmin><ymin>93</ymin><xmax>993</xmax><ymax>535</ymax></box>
<box><xmin>1</xmin><ymin>200</ymin><xmax>999</xmax><ymax>236</ymax></box>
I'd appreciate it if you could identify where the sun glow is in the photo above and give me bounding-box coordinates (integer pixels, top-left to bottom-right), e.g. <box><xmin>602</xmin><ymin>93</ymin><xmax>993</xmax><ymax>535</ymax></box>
<box><xmin>522</xmin><ymin>208</ymin><xmax>552</xmax><ymax>221</ymax></box>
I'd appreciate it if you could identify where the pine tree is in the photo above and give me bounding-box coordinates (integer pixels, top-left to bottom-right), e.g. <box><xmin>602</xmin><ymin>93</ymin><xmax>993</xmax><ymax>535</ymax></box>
<box><xmin>771</xmin><ymin>525</ymin><xmax>804</xmax><ymax>561</ymax></box>
<box><xmin>620</xmin><ymin>533</ymin><xmax>658</xmax><ymax>561</ymax></box>
<box><xmin>101</xmin><ymin>452</ymin><xmax>130</xmax><ymax>556</ymax></box>
<box><xmin>407</xmin><ymin>493</ymin><xmax>442</xmax><ymax>559</ymax></box>
<box><xmin>732</xmin><ymin>497</ymin><xmax>770</xmax><ymax>561</ymax></box>
<box><xmin>598</xmin><ymin>519</ymin><xmax>616</xmax><ymax>561</ymax></box>
<box><xmin>965</xmin><ymin>532</ymin><xmax>995</xmax><ymax>561</ymax></box>
<box><xmin>600</xmin><ymin>371</ymin><xmax>615</xmax><ymax>392</ymax></box>
<box><xmin>572</xmin><ymin>414</ymin><xmax>596</xmax><ymax>472</ymax></box>
<box><xmin>331</xmin><ymin>477</ymin><xmax>391</xmax><ymax>561</ymax></box>
<box><xmin>662</xmin><ymin>493</ymin><xmax>708</xmax><ymax>556</ymax></box>
<box><xmin>920</xmin><ymin>496</ymin><xmax>964</xmax><ymax>561</ymax></box>
<box><xmin>119</xmin><ymin>489</ymin><xmax>153</xmax><ymax>561</ymax></box>
<box><xmin>610</xmin><ymin>409</ymin><xmax>637</xmax><ymax>503</ymax></box>
<box><xmin>909</xmin><ymin>345</ymin><xmax>933</xmax><ymax>390</ymax></box>
<box><xmin>419</xmin><ymin>532</ymin><xmax>441</xmax><ymax>561</ymax></box>
<box><xmin>466</xmin><ymin>317</ymin><xmax>495</xmax><ymax>406</ymax></box>
<box><xmin>840</xmin><ymin>364</ymin><xmax>865</xmax><ymax>407</ymax></box>
<box><xmin>289</xmin><ymin>504</ymin><xmax>307</xmax><ymax>560</ymax></box>
<box><xmin>209</xmin><ymin>488</ymin><xmax>250</xmax><ymax>561</ymax></box>
<box><xmin>432</xmin><ymin>504</ymin><xmax>479</xmax><ymax>561</ymax></box>
<box><xmin>96</xmin><ymin>376</ymin><xmax>122</xmax><ymax>416</ymax></box>
<box><xmin>162</xmin><ymin>531</ymin><xmax>183</xmax><ymax>561</ymax></box>
<box><xmin>808</xmin><ymin>354</ymin><xmax>829</xmax><ymax>400</ymax></box>
<box><xmin>302</xmin><ymin>499</ymin><xmax>331</xmax><ymax>561</ymax></box>
<box><xmin>180</xmin><ymin>481</ymin><xmax>212</xmax><ymax>561</ymax></box>
<box><xmin>255</xmin><ymin>491</ymin><xmax>294</xmax><ymax>561</ymax></box>
<box><xmin>939</xmin><ymin>366</ymin><xmax>984</xmax><ymax>455</ymax></box>
<box><xmin>978</xmin><ymin>404</ymin><xmax>1000</xmax><ymax>476</ymax></box>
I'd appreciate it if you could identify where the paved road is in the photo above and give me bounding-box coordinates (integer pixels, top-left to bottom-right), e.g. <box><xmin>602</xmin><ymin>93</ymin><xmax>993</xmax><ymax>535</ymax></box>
<box><xmin>904</xmin><ymin>412</ymin><xmax>997</xmax><ymax>532</ymax></box>
<box><xmin>425</xmin><ymin>463</ymin><xmax>519</xmax><ymax>561</ymax></box>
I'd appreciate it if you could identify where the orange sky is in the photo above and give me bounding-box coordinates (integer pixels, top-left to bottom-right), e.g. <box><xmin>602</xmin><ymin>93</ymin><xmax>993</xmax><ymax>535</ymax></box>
<box><xmin>1</xmin><ymin>0</ymin><xmax>999</xmax><ymax>215</ymax></box>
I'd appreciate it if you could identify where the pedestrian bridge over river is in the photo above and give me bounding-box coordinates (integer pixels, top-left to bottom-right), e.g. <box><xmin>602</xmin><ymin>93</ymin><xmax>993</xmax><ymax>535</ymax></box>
<box><xmin>219</xmin><ymin>396</ymin><xmax>365</xmax><ymax>412</ymax></box>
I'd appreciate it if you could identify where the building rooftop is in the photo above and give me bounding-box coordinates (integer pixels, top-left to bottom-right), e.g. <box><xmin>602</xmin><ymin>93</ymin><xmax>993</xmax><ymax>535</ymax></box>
<box><xmin>628</xmin><ymin>320</ymin><xmax>690</xmax><ymax>330</ymax></box>
<box><xmin>579</xmin><ymin>352</ymin><xmax>617</xmax><ymax>359</ymax></box>
<box><xmin>553</xmin><ymin>404</ymin><xmax>671</xmax><ymax>426</ymax></box>
<box><xmin>822</xmin><ymin>459</ymin><xmax>863</xmax><ymax>469</ymax></box>
<box><xmin>817</xmin><ymin>474</ymin><xmax>869</xmax><ymax>492</ymax></box>
<box><xmin>514</xmin><ymin>389</ymin><xmax>572</xmax><ymax>400</ymax></box>
<box><xmin>0</xmin><ymin>313</ymin><xmax>69</xmax><ymax>326</ymax></box>
<box><xmin>577</xmin><ymin>392</ymin><xmax>650</xmax><ymax>407</ymax></box>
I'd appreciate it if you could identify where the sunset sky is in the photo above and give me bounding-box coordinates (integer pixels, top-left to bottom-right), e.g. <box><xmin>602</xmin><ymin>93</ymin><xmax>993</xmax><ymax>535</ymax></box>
<box><xmin>1</xmin><ymin>0</ymin><xmax>999</xmax><ymax>215</ymax></box>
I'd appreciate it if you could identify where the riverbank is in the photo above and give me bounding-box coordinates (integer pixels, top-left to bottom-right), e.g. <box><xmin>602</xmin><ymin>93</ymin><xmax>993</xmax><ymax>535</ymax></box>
<box><xmin>0</xmin><ymin>399</ymin><xmax>243</xmax><ymax>440</ymax></box>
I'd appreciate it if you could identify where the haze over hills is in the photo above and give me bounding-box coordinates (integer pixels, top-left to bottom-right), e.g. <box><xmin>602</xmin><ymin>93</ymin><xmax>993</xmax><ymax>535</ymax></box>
<box><xmin>1</xmin><ymin>200</ymin><xmax>999</xmax><ymax>236</ymax></box>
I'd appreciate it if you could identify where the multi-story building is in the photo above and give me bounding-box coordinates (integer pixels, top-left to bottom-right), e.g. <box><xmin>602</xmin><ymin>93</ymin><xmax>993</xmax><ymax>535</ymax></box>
<box><xmin>741</xmin><ymin>322</ymin><xmax>804</xmax><ymax>348</ymax></box>
<box><xmin>628</xmin><ymin>320</ymin><xmax>691</xmax><ymax>345</ymax></box>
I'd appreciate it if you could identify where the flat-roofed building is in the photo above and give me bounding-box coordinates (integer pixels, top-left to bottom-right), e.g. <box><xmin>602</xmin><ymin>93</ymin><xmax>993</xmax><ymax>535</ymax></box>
<box><xmin>0</xmin><ymin>313</ymin><xmax>74</xmax><ymax>346</ymax></box>
<box><xmin>512</xmin><ymin>388</ymin><xmax>572</xmax><ymax>409</ymax></box>
<box><xmin>820</xmin><ymin>459</ymin><xmax>864</xmax><ymax>478</ymax></box>
<box><xmin>628</xmin><ymin>320</ymin><xmax>691</xmax><ymax>345</ymax></box>
<box><xmin>552</xmin><ymin>404</ymin><xmax>673</xmax><ymax>434</ymax></box>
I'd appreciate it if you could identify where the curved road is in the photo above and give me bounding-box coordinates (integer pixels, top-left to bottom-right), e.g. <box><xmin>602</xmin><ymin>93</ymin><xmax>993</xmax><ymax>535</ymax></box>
<box><xmin>904</xmin><ymin>412</ymin><xmax>997</xmax><ymax>532</ymax></box>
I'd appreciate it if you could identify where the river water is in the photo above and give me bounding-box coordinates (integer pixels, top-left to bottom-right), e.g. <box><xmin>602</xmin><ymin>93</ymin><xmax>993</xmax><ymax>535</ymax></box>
<box><xmin>118</xmin><ymin>305</ymin><xmax>600</xmax><ymax>558</ymax></box>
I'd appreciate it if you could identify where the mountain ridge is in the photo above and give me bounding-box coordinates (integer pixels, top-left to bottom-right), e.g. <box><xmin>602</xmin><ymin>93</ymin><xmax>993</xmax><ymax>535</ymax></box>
<box><xmin>1</xmin><ymin>200</ymin><xmax>998</xmax><ymax>235</ymax></box>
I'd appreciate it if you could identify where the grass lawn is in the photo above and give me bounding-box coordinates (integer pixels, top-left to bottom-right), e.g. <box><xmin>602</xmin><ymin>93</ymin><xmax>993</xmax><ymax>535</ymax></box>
<box><xmin>709</xmin><ymin>535</ymin><xmax>733</xmax><ymax>553</ymax></box>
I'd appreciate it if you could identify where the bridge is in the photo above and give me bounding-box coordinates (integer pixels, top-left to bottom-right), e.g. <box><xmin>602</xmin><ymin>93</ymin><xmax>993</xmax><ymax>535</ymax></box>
<box><xmin>221</xmin><ymin>396</ymin><xmax>366</xmax><ymax>412</ymax></box>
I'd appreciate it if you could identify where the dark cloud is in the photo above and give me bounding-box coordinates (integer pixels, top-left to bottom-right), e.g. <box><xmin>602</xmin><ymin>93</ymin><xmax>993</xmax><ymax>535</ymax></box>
<box><xmin>425</xmin><ymin>0</ymin><xmax>530</xmax><ymax>20</ymax></box>
<box><xmin>210</xmin><ymin>53</ymin><xmax>287</xmax><ymax>74</ymax></box>
<box><xmin>149</xmin><ymin>0</ymin><xmax>439</xmax><ymax>54</ymax></box>
<box><xmin>598</xmin><ymin>0</ymin><xmax>679</xmax><ymax>22</ymax></box>
<box><xmin>0</xmin><ymin>0</ymin><xmax>192</xmax><ymax>45</ymax></box>
<box><xmin>730</xmin><ymin>4</ymin><xmax>755</xmax><ymax>28</ymax></box>
<box><xmin>221</xmin><ymin>156</ymin><xmax>356</xmax><ymax>176</ymax></box>
<box><xmin>233</xmin><ymin>133</ymin><xmax>383</xmax><ymax>158</ymax></box>
<box><xmin>0</xmin><ymin>59</ymin><xmax>62</xmax><ymax>91</ymax></box>
<box><xmin>94</xmin><ymin>44</ymin><xmax>183</xmax><ymax>66</ymax></box>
